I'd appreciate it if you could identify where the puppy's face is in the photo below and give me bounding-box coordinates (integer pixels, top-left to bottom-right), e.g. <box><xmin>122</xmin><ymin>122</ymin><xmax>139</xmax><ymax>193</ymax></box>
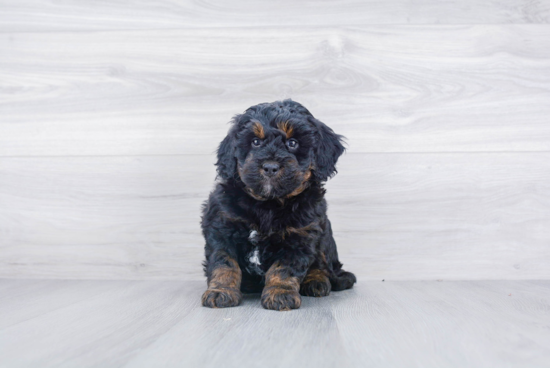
<box><xmin>216</xmin><ymin>100</ymin><xmax>344</xmax><ymax>200</ymax></box>
<box><xmin>236</xmin><ymin>119</ymin><xmax>314</xmax><ymax>200</ymax></box>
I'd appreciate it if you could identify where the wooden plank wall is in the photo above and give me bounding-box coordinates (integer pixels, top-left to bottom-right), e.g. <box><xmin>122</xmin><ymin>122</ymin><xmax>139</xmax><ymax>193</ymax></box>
<box><xmin>1</xmin><ymin>1</ymin><xmax>549</xmax><ymax>280</ymax></box>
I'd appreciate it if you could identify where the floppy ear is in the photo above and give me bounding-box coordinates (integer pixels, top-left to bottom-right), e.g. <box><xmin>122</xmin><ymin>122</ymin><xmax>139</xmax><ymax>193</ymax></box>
<box><xmin>310</xmin><ymin>117</ymin><xmax>345</xmax><ymax>182</ymax></box>
<box><xmin>215</xmin><ymin>119</ymin><xmax>239</xmax><ymax>181</ymax></box>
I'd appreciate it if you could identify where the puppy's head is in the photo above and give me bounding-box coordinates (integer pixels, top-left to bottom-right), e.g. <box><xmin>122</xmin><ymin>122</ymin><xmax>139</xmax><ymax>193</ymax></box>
<box><xmin>216</xmin><ymin>100</ymin><xmax>344</xmax><ymax>200</ymax></box>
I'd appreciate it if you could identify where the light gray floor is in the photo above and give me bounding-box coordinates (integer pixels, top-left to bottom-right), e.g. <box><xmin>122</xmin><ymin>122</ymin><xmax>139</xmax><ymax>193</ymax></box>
<box><xmin>1</xmin><ymin>280</ymin><xmax>549</xmax><ymax>368</ymax></box>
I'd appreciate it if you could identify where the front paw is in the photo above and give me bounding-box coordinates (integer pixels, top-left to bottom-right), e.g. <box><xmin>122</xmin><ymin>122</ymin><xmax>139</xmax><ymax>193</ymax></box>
<box><xmin>202</xmin><ymin>287</ymin><xmax>242</xmax><ymax>308</ymax></box>
<box><xmin>261</xmin><ymin>287</ymin><xmax>301</xmax><ymax>311</ymax></box>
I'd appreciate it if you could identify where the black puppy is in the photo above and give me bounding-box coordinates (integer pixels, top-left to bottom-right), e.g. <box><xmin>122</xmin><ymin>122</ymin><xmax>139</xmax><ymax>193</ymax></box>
<box><xmin>201</xmin><ymin>99</ymin><xmax>356</xmax><ymax>311</ymax></box>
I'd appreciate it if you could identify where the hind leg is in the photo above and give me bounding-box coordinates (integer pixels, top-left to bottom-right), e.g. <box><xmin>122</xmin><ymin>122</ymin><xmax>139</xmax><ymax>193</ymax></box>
<box><xmin>322</xmin><ymin>220</ymin><xmax>356</xmax><ymax>291</ymax></box>
<box><xmin>300</xmin><ymin>269</ymin><xmax>331</xmax><ymax>297</ymax></box>
<box><xmin>330</xmin><ymin>270</ymin><xmax>357</xmax><ymax>291</ymax></box>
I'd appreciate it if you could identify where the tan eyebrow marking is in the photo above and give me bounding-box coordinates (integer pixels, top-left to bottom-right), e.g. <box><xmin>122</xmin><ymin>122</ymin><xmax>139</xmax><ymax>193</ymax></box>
<box><xmin>277</xmin><ymin>121</ymin><xmax>294</xmax><ymax>139</ymax></box>
<box><xmin>252</xmin><ymin>122</ymin><xmax>265</xmax><ymax>139</ymax></box>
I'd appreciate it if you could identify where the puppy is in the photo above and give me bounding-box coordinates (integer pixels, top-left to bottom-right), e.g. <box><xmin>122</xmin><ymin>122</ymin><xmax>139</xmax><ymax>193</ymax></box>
<box><xmin>201</xmin><ymin>99</ymin><xmax>356</xmax><ymax>311</ymax></box>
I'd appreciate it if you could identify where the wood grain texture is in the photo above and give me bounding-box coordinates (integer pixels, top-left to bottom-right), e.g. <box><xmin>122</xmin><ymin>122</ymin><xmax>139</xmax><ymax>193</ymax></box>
<box><xmin>0</xmin><ymin>280</ymin><xmax>202</xmax><ymax>368</ymax></box>
<box><xmin>0</xmin><ymin>280</ymin><xmax>549</xmax><ymax>368</ymax></box>
<box><xmin>2</xmin><ymin>25</ymin><xmax>550</xmax><ymax>156</ymax></box>
<box><xmin>0</xmin><ymin>0</ymin><xmax>549</xmax><ymax>32</ymax></box>
<box><xmin>2</xmin><ymin>3</ymin><xmax>550</xmax><ymax>282</ymax></box>
<box><xmin>1</xmin><ymin>153</ymin><xmax>548</xmax><ymax>280</ymax></box>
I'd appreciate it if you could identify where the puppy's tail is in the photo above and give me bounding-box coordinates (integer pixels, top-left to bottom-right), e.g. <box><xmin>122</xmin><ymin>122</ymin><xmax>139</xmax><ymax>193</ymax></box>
<box><xmin>330</xmin><ymin>268</ymin><xmax>357</xmax><ymax>291</ymax></box>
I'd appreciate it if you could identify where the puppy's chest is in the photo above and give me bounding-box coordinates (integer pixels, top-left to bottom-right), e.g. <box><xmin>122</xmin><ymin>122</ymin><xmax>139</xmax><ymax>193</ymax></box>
<box><xmin>240</xmin><ymin>213</ymin><xmax>316</xmax><ymax>275</ymax></box>
<box><xmin>244</xmin><ymin>227</ymin><xmax>290</xmax><ymax>276</ymax></box>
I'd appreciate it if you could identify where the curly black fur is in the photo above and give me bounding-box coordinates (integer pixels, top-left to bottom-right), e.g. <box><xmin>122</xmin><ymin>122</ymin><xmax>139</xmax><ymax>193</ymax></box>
<box><xmin>201</xmin><ymin>99</ymin><xmax>356</xmax><ymax>311</ymax></box>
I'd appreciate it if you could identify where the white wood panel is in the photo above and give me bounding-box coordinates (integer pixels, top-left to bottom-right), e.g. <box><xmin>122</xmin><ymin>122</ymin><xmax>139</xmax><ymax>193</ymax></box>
<box><xmin>0</xmin><ymin>155</ymin><xmax>218</xmax><ymax>280</ymax></box>
<box><xmin>1</xmin><ymin>153</ymin><xmax>548</xmax><ymax>280</ymax></box>
<box><xmin>1</xmin><ymin>280</ymin><xmax>549</xmax><ymax>368</ymax></box>
<box><xmin>0</xmin><ymin>0</ymin><xmax>549</xmax><ymax>32</ymax></box>
<box><xmin>2</xmin><ymin>25</ymin><xmax>550</xmax><ymax>156</ymax></box>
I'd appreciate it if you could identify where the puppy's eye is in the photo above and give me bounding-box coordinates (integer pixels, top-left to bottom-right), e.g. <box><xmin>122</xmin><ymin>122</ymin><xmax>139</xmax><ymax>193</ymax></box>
<box><xmin>252</xmin><ymin>138</ymin><xmax>262</xmax><ymax>147</ymax></box>
<box><xmin>286</xmin><ymin>139</ymin><xmax>299</xmax><ymax>149</ymax></box>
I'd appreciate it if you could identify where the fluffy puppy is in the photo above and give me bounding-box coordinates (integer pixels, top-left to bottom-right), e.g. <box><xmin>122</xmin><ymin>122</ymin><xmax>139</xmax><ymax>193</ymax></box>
<box><xmin>201</xmin><ymin>99</ymin><xmax>356</xmax><ymax>311</ymax></box>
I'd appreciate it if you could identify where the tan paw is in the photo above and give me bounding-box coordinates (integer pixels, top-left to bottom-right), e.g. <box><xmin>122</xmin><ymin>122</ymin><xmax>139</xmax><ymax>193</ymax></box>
<box><xmin>261</xmin><ymin>287</ymin><xmax>301</xmax><ymax>311</ymax></box>
<box><xmin>201</xmin><ymin>288</ymin><xmax>242</xmax><ymax>308</ymax></box>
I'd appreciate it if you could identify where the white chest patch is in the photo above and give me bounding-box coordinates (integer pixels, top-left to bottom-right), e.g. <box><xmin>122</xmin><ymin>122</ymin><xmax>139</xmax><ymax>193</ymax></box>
<box><xmin>246</xmin><ymin>230</ymin><xmax>264</xmax><ymax>275</ymax></box>
<box><xmin>248</xmin><ymin>230</ymin><xmax>259</xmax><ymax>244</ymax></box>
<box><xmin>248</xmin><ymin>248</ymin><xmax>261</xmax><ymax>266</ymax></box>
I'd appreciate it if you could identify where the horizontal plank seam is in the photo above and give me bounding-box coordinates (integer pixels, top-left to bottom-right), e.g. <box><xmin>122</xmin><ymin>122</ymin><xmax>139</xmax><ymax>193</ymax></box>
<box><xmin>0</xmin><ymin>277</ymin><xmax>548</xmax><ymax>282</ymax></box>
<box><xmin>2</xmin><ymin>151</ymin><xmax>550</xmax><ymax>159</ymax></box>
<box><xmin>1</xmin><ymin>23</ymin><xmax>550</xmax><ymax>35</ymax></box>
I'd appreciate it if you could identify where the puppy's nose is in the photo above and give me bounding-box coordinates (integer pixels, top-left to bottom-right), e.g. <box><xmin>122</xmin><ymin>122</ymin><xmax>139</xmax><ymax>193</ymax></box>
<box><xmin>262</xmin><ymin>162</ymin><xmax>280</xmax><ymax>177</ymax></box>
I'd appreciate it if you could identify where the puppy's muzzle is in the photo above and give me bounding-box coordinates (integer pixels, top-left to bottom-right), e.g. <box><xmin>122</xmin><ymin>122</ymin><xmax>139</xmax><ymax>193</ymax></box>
<box><xmin>262</xmin><ymin>161</ymin><xmax>280</xmax><ymax>178</ymax></box>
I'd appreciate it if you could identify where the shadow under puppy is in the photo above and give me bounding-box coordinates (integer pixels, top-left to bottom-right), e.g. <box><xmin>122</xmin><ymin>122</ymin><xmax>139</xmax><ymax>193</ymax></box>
<box><xmin>201</xmin><ymin>99</ymin><xmax>356</xmax><ymax>311</ymax></box>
